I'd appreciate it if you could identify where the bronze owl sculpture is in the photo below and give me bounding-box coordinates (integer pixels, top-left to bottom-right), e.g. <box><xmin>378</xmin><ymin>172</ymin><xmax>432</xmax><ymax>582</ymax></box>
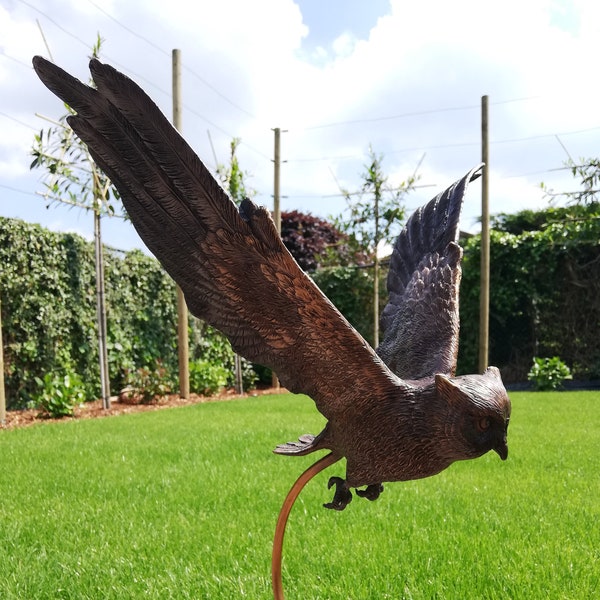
<box><xmin>33</xmin><ymin>56</ymin><xmax>511</xmax><ymax>512</ymax></box>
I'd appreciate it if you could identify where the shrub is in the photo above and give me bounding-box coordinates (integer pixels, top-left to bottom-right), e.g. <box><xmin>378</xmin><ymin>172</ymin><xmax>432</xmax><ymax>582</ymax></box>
<box><xmin>191</xmin><ymin>321</ymin><xmax>257</xmax><ymax>391</ymax></box>
<box><xmin>528</xmin><ymin>356</ymin><xmax>573</xmax><ymax>391</ymax></box>
<box><xmin>189</xmin><ymin>360</ymin><xmax>228</xmax><ymax>396</ymax></box>
<box><xmin>33</xmin><ymin>371</ymin><xmax>86</xmax><ymax>417</ymax></box>
<box><xmin>124</xmin><ymin>359</ymin><xmax>175</xmax><ymax>404</ymax></box>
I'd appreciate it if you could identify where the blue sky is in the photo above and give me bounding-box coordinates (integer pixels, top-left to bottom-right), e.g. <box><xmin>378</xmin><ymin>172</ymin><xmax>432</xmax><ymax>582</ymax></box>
<box><xmin>298</xmin><ymin>0</ymin><xmax>390</xmax><ymax>54</ymax></box>
<box><xmin>1</xmin><ymin>0</ymin><xmax>599</xmax><ymax>252</ymax></box>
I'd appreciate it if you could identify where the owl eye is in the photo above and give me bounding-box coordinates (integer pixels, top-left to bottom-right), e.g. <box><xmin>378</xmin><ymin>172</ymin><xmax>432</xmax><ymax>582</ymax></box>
<box><xmin>477</xmin><ymin>417</ymin><xmax>491</xmax><ymax>432</ymax></box>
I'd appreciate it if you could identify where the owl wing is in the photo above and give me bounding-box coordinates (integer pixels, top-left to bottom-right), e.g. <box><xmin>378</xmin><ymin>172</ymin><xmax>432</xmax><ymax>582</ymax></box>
<box><xmin>32</xmin><ymin>56</ymin><xmax>403</xmax><ymax>421</ymax></box>
<box><xmin>376</xmin><ymin>166</ymin><xmax>483</xmax><ymax>379</ymax></box>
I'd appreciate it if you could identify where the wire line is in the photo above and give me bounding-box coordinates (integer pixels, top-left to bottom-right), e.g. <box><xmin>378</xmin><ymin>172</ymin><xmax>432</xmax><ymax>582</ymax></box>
<box><xmin>86</xmin><ymin>0</ymin><xmax>257</xmax><ymax>119</ymax></box>
<box><xmin>302</xmin><ymin>96</ymin><xmax>540</xmax><ymax>131</ymax></box>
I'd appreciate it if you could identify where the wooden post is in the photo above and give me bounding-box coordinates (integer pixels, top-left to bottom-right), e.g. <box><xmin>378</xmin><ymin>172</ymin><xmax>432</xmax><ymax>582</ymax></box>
<box><xmin>173</xmin><ymin>48</ymin><xmax>190</xmax><ymax>399</ymax></box>
<box><xmin>271</xmin><ymin>128</ymin><xmax>281</xmax><ymax>389</ymax></box>
<box><xmin>0</xmin><ymin>294</ymin><xmax>6</xmax><ymax>425</ymax></box>
<box><xmin>479</xmin><ymin>95</ymin><xmax>490</xmax><ymax>372</ymax></box>
<box><xmin>273</xmin><ymin>128</ymin><xmax>281</xmax><ymax>233</ymax></box>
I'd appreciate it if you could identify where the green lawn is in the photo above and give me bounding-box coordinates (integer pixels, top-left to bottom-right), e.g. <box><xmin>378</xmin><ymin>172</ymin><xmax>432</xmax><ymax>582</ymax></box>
<box><xmin>0</xmin><ymin>391</ymin><xmax>598</xmax><ymax>599</ymax></box>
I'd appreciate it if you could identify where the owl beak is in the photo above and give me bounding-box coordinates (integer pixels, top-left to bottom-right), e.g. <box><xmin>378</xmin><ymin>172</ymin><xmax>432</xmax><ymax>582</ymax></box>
<box><xmin>494</xmin><ymin>439</ymin><xmax>508</xmax><ymax>461</ymax></box>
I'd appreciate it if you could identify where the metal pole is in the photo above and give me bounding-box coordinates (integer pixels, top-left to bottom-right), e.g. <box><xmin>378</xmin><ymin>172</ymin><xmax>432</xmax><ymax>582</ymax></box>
<box><xmin>479</xmin><ymin>95</ymin><xmax>490</xmax><ymax>372</ymax></box>
<box><xmin>94</xmin><ymin>208</ymin><xmax>111</xmax><ymax>409</ymax></box>
<box><xmin>234</xmin><ymin>354</ymin><xmax>243</xmax><ymax>395</ymax></box>
<box><xmin>173</xmin><ymin>48</ymin><xmax>190</xmax><ymax>399</ymax></box>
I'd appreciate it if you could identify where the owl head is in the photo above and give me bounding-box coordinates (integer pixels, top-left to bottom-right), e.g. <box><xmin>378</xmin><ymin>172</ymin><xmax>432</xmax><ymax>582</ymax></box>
<box><xmin>435</xmin><ymin>366</ymin><xmax>511</xmax><ymax>461</ymax></box>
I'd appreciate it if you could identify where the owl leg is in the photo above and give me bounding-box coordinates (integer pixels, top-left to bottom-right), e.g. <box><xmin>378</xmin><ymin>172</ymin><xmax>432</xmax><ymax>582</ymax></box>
<box><xmin>324</xmin><ymin>476</ymin><xmax>353</xmax><ymax>511</ymax></box>
<box><xmin>356</xmin><ymin>483</ymin><xmax>384</xmax><ymax>501</ymax></box>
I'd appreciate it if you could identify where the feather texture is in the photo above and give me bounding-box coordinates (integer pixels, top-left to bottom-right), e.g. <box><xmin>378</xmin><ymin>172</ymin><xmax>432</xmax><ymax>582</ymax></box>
<box><xmin>32</xmin><ymin>56</ymin><xmax>401</xmax><ymax>420</ymax></box>
<box><xmin>33</xmin><ymin>57</ymin><xmax>510</xmax><ymax>509</ymax></box>
<box><xmin>377</xmin><ymin>166</ymin><xmax>482</xmax><ymax>378</ymax></box>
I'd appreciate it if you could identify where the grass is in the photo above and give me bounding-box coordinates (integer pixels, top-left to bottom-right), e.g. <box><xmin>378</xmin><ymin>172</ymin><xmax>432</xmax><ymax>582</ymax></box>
<box><xmin>0</xmin><ymin>390</ymin><xmax>598</xmax><ymax>599</ymax></box>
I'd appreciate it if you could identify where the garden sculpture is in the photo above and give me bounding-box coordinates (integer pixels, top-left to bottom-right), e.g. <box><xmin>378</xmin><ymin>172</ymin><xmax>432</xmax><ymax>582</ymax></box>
<box><xmin>33</xmin><ymin>56</ymin><xmax>511</xmax><ymax>599</ymax></box>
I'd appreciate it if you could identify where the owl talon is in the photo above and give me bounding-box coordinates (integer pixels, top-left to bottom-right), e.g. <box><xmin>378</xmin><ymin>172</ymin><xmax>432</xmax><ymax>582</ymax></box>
<box><xmin>324</xmin><ymin>476</ymin><xmax>352</xmax><ymax>510</ymax></box>
<box><xmin>356</xmin><ymin>483</ymin><xmax>384</xmax><ymax>501</ymax></box>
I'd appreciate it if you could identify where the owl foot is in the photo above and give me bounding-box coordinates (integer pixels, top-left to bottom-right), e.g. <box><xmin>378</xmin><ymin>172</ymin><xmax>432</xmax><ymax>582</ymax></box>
<box><xmin>324</xmin><ymin>476</ymin><xmax>352</xmax><ymax>511</ymax></box>
<box><xmin>356</xmin><ymin>483</ymin><xmax>384</xmax><ymax>501</ymax></box>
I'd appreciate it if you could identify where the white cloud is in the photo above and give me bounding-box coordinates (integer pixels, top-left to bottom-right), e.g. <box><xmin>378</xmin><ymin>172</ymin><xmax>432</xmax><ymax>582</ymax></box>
<box><xmin>1</xmin><ymin>0</ymin><xmax>599</xmax><ymax>247</ymax></box>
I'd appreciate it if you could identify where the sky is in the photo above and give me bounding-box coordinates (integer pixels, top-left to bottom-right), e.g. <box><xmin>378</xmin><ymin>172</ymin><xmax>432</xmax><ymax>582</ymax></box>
<box><xmin>1</xmin><ymin>0</ymin><xmax>599</xmax><ymax>252</ymax></box>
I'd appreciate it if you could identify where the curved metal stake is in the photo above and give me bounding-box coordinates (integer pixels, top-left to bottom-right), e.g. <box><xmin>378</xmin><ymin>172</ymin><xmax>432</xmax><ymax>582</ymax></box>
<box><xmin>272</xmin><ymin>452</ymin><xmax>340</xmax><ymax>600</ymax></box>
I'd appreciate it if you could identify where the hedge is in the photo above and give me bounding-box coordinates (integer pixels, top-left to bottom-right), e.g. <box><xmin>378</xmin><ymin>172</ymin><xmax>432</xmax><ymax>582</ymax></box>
<box><xmin>457</xmin><ymin>218</ymin><xmax>600</xmax><ymax>382</ymax></box>
<box><xmin>0</xmin><ymin>216</ymin><xmax>252</xmax><ymax>409</ymax></box>
<box><xmin>3</xmin><ymin>206</ymin><xmax>598</xmax><ymax>409</ymax></box>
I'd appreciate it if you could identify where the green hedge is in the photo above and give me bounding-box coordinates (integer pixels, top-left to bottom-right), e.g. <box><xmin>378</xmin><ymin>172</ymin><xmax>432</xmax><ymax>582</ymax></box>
<box><xmin>0</xmin><ymin>217</ymin><xmax>252</xmax><ymax>409</ymax></box>
<box><xmin>314</xmin><ymin>218</ymin><xmax>600</xmax><ymax>384</ymax></box>
<box><xmin>457</xmin><ymin>217</ymin><xmax>600</xmax><ymax>382</ymax></box>
<box><xmin>3</xmin><ymin>206</ymin><xmax>598</xmax><ymax>409</ymax></box>
<box><xmin>312</xmin><ymin>265</ymin><xmax>382</xmax><ymax>347</ymax></box>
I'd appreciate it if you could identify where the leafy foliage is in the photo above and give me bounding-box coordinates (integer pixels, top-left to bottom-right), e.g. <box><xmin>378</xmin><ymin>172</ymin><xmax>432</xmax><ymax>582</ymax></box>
<box><xmin>331</xmin><ymin>146</ymin><xmax>415</xmax><ymax>258</ymax></box>
<box><xmin>491</xmin><ymin>202</ymin><xmax>600</xmax><ymax>235</ymax></box>
<box><xmin>189</xmin><ymin>360</ymin><xmax>229</xmax><ymax>396</ymax></box>
<box><xmin>1</xmin><ymin>218</ymin><xmax>96</xmax><ymax>406</ymax></box>
<box><xmin>528</xmin><ymin>357</ymin><xmax>572</xmax><ymax>391</ymax></box>
<box><xmin>190</xmin><ymin>321</ymin><xmax>257</xmax><ymax>391</ymax></box>
<box><xmin>0</xmin><ymin>217</ymin><xmax>256</xmax><ymax>409</ymax></box>
<box><xmin>104</xmin><ymin>249</ymin><xmax>179</xmax><ymax>389</ymax></box>
<box><xmin>541</xmin><ymin>157</ymin><xmax>600</xmax><ymax>205</ymax></box>
<box><xmin>280</xmin><ymin>210</ymin><xmax>357</xmax><ymax>272</ymax></box>
<box><xmin>33</xmin><ymin>371</ymin><xmax>86</xmax><ymax>417</ymax></box>
<box><xmin>30</xmin><ymin>35</ymin><xmax>120</xmax><ymax>218</ymax></box>
<box><xmin>124</xmin><ymin>359</ymin><xmax>175</xmax><ymax>404</ymax></box>
<box><xmin>30</xmin><ymin>115</ymin><xmax>119</xmax><ymax>216</ymax></box>
<box><xmin>312</xmin><ymin>264</ymin><xmax>388</xmax><ymax>348</ymax></box>
<box><xmin>457</xmin><ymin>201</ymin><xmax>600</xmax><ymax>382</ymax></box>
<box><xmin>215</xmin><ymin>137</ymin><xmax>255</xmax><ymax>204</ymax></box>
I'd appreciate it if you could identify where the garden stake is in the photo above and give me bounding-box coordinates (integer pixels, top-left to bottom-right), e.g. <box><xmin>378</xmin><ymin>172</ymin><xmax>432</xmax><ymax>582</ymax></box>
<box><xmin>272</xmin><ymin>452</ymin><xmax>339</xmax><ymax>600</ymax></box>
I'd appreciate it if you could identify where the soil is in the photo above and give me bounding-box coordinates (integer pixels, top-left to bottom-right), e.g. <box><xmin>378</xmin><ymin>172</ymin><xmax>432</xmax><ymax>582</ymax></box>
<box><xmin>1</xmin><ymin>386</ymin><xmax>285</xmax><ymax>430</ymax></box>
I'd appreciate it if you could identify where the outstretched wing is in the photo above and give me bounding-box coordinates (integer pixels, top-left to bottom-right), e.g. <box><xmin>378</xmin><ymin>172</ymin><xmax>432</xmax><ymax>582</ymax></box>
<box><xmin>376</xmin><ymin>166</ymin><xmax>483</xmax><ymax>380</ymax></box>
<box><xmin>32</xmin><ymin>56</ymin><xmax>401</xmax><ymax>420</ymax></box>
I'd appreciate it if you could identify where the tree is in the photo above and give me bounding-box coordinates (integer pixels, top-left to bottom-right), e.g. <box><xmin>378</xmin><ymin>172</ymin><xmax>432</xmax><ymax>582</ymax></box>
<box><xmin>542</xmin><ymin>157</ymin><xmax>600</xmax><ymax>206</ymax></box>
<box><xmin>30</xmin><ymin>36</ymin><xmax>119</xmax><ymax>409</ymax></box>
<box><xmin>216</xmin><ymin>138</ymin><xmax>255</xmax><ymax>205</ymax></box>
<box><xmin>280</xmin><ymin>210</ymin><xmax>357</xmax><ymax>272</ymax></box>
<box><xmin>332</xmin><ymin>146</ymin><xmax>417</xmax><ymax>345</ymax></box>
